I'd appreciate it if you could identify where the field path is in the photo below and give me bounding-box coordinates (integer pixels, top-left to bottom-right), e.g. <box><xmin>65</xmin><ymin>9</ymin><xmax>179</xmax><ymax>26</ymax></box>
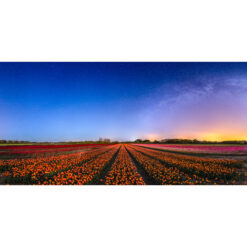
<box><xmin>90</xmin><ymin>146</ymin><xmax>121</xmax><ymax>185</ymax></box>
<box><xmin>125</xmin><ymin>145</ymin><xmax>159</xmax><ymax>185</ymax></box>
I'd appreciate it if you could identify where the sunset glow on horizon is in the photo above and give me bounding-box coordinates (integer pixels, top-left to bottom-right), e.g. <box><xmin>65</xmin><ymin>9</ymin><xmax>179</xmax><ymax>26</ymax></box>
<box><xmin>141</xmin><ymin>132</ymin><xmax>247</xmax><ymax>142</ymax></box>
<box><xmin>1</xmin><ymin>62</ymin><xmax>247</xmax><ymax>142</ymax></box>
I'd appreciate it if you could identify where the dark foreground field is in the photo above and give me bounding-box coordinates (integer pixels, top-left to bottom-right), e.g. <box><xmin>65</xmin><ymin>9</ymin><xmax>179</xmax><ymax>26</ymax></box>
<box><xmin>0</xmin><ymin>144</ymin><xmax>246</xmax><ymax>185</ymax></box>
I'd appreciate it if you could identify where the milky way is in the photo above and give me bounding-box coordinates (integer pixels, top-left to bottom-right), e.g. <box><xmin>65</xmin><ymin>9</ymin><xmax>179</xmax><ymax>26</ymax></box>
<box><xmin>138</xmin><ymin>75</ymin><xmax>247</xmax><ymax>141</ymax></box>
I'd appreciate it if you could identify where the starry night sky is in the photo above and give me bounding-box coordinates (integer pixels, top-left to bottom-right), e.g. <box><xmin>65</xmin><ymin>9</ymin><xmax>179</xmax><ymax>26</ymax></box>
<box><xmin>1</xmin><ymin>62</ymin><xmax>247</xmax><ymax>141</ymax></box>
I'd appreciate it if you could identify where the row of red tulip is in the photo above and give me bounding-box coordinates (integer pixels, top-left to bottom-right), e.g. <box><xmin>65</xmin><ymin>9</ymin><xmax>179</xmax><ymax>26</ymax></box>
<box><xmin>0</xmin><ymin>143</ymin><xmax>111</xmax><ymax>150</ymax></box>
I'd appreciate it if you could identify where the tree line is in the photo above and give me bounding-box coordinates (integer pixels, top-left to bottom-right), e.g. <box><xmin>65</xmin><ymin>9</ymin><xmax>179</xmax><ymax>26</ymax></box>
<box><xmin>0</xmin><ymin>139</ymin><xmax>116</xmax><ymax>145</ymax></box>
<box><xmin>133</xmin><ymin>139</ymin><xmax>247</xmax><ymax>145</ymax></box>
<box><xmin>1</xmin><ymin>138</ymin><xmax>246</xmax><ymax>145</ymax></box>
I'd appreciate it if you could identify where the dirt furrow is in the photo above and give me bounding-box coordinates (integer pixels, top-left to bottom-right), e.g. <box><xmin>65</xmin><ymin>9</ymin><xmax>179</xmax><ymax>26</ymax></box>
<box><xmin>125</xmin><ymin>145</ymin><xmax>159</xmax><ymax>185</ymax></box>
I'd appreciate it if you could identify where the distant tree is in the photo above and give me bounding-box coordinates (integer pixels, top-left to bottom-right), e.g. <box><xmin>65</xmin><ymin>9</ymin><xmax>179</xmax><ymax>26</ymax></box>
<box><xmin>134</xmin><ymin>139</ymin><xmax>142</xmax><ymax>143</ymax></box>
<box><xmin>192</xmin><ymin>139</ymin><xmax>199</xmax><ymax>143</ymax></box>
<box><xmin>143</xmin><ymin>139</ymin><xmax>150</xmax><ymax>143</ymax></box>
<box><xmin>153</xmin><ymin>140</ymin><xmax>160</xmax><ymax>143</ymax></box>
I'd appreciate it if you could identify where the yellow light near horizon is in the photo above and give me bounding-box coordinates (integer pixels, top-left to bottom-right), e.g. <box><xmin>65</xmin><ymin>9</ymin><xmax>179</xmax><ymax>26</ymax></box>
<box><xmin>145</xmin><ymin>132</ymin><xmax>247</xmax><ymax>142</ymax></box>
<box><xmin>200</xmin><ymin>132</ymin><xmax>247</xmax><ymax>142</ymax></box>
<box><xmin>143</xmin><ymin>130</ymin><xmax>247</xmax><ymax>142</ymax></box>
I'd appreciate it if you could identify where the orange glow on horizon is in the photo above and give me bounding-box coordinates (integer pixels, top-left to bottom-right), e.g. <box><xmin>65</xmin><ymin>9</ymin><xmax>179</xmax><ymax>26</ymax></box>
<box><xmin>199</xmin><ymin>132</ymin><xmax>247</xmax><ymax>142</ymax></box>
<box><xmin>144</xmin><ymin>132</ymin><xmax>247</xmax><ymax>142</ymax></box>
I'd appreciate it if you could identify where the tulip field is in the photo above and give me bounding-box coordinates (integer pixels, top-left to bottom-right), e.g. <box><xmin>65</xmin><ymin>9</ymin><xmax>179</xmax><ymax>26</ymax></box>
<box><xmin>0</xmin><ymin>144</ymin><xmax>246</xmax><ymax>185</ymax></box>
<box><xmin>0</xmin><ymin>143</ymin><xmax>111</xmax><ymax>159</ymax></box>
<box><xmin>137</xmin><ymin>143</ymin><xmax>247</xmax><ymax>154</ymax></box>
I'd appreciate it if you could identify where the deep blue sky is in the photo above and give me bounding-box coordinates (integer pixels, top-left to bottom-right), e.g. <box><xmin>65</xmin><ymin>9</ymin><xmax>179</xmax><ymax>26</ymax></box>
<box><xmin>1</xmin><ymin>62</ymin><xmax>247</xmax><ymax>141</ymax></box>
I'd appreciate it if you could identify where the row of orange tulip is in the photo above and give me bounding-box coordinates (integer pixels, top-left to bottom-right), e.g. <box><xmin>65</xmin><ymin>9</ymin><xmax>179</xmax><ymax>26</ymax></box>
<box><xmin>0</xmin><ymin>145</ymin><xmax>116</xmax><ymax>184</ymax></box>
<box><xmin>126</xmin><ymin>145</ymin><xmax>210</xmax><ymax>184</ymax></box>
<box><xmin>103</xmin><ymin>145</ymin><xmax>145</xmax><ymax>185</ymax></box>
<box><xmin>128</xmin><ymin>145</ymin><xmax>243</xmax><ymax>184</ymax></box>
<box><xmin>41</xmin><ymin>145</ymin><xmax>121</xmax><ymax>185</ymax></box>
